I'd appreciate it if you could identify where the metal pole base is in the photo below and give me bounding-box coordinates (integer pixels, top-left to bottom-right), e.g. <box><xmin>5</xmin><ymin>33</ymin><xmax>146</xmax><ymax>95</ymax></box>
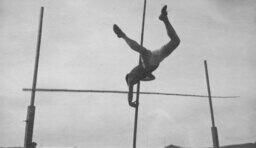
<box><xmin>211</xmin><ymin>126</ymin><xmax>219</xmax><ymax>148</ymax></box>
<box><xmin>24</xmin><ymin>106</ymin><xmax>36</xmax><ymax>148</ymax></box>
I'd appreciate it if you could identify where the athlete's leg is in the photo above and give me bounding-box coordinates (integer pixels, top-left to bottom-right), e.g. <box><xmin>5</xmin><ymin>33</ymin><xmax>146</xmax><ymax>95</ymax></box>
<box><xmin>128</xmin><ymin>84</ymin><xmax>138</xmax><ymax>108</ymax></box>
<box><xmin>158</xmin><ymin>5</ymin><xmax>180</xmax><ymax>61</ymax></box>
<box><xmin>113</xmin><ymin>24</ymin><xmax>148</xmax><ymax>55</ymax></box>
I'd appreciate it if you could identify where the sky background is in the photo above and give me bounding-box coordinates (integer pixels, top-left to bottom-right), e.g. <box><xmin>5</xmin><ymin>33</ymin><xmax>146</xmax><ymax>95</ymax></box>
<box><xmin>1</xmin><ymin>0</ymin><xmax>256</xmax><ymax>148</ymax></box>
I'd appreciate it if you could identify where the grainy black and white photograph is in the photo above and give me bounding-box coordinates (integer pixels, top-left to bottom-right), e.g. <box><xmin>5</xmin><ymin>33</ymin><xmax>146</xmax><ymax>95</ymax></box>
<box><xmin>1</xmin><ymin>0</ymin><xmax>256</xmax><ymax>148</ymax></box>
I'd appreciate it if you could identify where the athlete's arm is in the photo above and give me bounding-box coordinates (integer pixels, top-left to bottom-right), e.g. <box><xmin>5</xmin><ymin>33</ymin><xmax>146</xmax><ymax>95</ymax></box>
<box><xmin>141</xmin><ymin>73</ymin><xmax>155</xmax><ymax>81</ymax></box>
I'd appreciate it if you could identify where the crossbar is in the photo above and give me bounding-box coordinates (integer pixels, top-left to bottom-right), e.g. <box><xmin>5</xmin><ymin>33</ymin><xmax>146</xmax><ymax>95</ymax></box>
<box><xmin>22</xmin><ymin>88</ymin><xmax>238</xmax><ymax>99</ymax></box>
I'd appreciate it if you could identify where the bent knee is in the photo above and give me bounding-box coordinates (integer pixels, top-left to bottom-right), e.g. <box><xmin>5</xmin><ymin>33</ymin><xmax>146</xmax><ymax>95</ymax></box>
<box><xmin>172</xmin><ymin>38</ymin><xmax>180</xmax><ymax>48</ymax></box>
<box><xmin>166</xmin><ymin>38</ymin><xmax>180</xmax><ymax>51</ymax></box>
<box><xmin>166</xmin><ymin>38</ymin><xmax>180</xmax><ymax>49</ymax></box>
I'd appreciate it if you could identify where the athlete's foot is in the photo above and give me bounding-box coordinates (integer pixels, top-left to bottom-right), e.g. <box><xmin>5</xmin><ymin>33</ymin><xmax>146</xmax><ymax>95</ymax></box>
<box><xmin>159</xmin><ymin>5</ymin><xmax>168</xmax><ymax>21</ymax></box>
<box><xmin>113</xmin><ymin>24</ymin><xmax>125</xmax><ymax>38</ymax></box>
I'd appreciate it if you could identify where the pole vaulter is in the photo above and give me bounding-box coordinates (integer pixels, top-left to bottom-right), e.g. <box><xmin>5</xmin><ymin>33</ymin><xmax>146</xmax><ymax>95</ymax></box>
<box><xmin>113</xmin><ymin>1</ymin><xmax>181</xmax><ymax>147</ymax></box>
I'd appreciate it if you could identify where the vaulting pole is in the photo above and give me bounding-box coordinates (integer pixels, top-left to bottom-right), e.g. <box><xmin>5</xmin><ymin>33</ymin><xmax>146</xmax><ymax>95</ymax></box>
<box><xmin>133</xmin><ymin>0</ymin><xmax>147</xmax><ymax>148</ymax></box>
<box><xmin>24</xmin><ymin>7</ymin><xmax>44</xmax><ymax>148</ymax></box>
<box><xmin>204</xmin><ymin>60</ymin><xmax>220</xmax><ymax>148</ymax></box>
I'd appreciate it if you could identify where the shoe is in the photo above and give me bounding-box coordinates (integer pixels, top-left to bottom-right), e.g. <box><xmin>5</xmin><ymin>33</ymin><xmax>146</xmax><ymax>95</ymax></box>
<box><xmin>159</xmin><ymin>5</ymin><xmax>167</xmax><ymax>21</ymax></box>
<box><xmin>113</xmin><ymin>24</ymin><xmax>125</xmax><ymax>38</ymax></box>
